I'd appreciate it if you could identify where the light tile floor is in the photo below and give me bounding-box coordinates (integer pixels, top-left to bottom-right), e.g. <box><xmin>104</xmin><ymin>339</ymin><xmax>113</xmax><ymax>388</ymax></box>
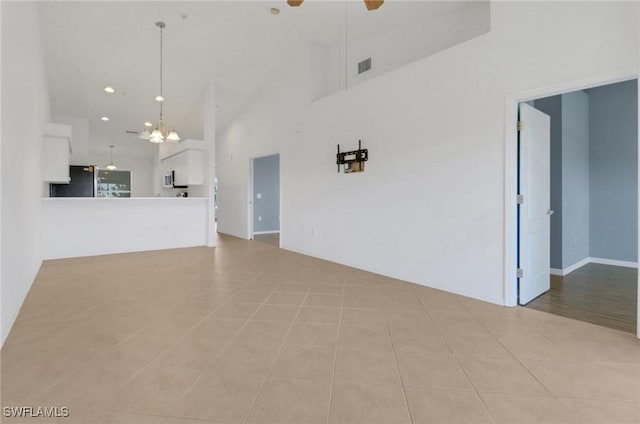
<box><xmin>1</xmin><ymin>234</ymin><xmax>639</xmax><ymax>423</ymax></box>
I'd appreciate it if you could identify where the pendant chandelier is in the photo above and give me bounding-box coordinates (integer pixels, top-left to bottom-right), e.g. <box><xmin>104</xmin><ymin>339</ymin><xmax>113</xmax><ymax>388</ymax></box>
<box><xmin>106</xmin><ymin>145</ymin><xmax>117</xmax><ymax>170</ymax></box>
<box><xmin>139</xmin><ymin>21</ymin><xmax>180</xmax><ymax>143</ymax></box>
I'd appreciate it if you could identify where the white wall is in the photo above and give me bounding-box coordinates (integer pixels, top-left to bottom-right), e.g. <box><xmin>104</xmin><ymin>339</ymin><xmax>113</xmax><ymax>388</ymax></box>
<box><xmin>217</xmin><ymin>2</ymin><xmax>639</xmax><ymax>305</ymax></box>
<box><xmin>1</xmin><ymin>2</ymin><xmax>50</xmax><ymax>346</ymax></box>
<box><xmin>42</xmin><ymin>198</ymin><xmax>208</xmax><ymax>259</ymax></box>
<box><xmin>217</xmin><ymin>61</ymin><xmax>307</xmax><ymax>239</ymax></box>
<box><xmin>203</xmin><ymin>82</ymin><xmax>217</xmax><ymax>247</ymax></box>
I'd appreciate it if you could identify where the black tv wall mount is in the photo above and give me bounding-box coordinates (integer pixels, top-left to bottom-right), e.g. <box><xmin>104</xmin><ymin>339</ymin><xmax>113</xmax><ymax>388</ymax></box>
<box><xmin>337</xmin><ymin>140</ymin><xmax>368</xmax><ymax>173</ymax></box>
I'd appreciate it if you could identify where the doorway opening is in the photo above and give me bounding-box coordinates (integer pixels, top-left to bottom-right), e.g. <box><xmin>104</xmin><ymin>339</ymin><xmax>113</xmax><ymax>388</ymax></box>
<box><xmin>515</xmin><ymin>79</ymin><xmax>638</xmax><ymax>334</ymax></box>
<box><xmin>250</xmin><ymin>154</ymin><xmax>280</xmax><ymax>248</ymax></box>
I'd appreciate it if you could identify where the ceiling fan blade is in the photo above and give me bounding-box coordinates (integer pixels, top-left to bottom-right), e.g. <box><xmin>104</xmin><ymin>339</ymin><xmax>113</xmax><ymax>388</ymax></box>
<box><xmin>364</xmin><ymin>0</ymin><xmax>384</xmax><ymax>11</ymax></box>
<box><xmin>287</xmin><ymin>0</ymin><xmax>382</xmax><ymax>11</ymax></box>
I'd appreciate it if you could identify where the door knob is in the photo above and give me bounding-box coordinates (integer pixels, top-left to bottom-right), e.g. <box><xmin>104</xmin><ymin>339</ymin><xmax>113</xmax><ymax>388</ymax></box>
<box><xmin>547</xmin><ymin>209</ymin><xmax>554</xmax><ymax>215</ymax></box>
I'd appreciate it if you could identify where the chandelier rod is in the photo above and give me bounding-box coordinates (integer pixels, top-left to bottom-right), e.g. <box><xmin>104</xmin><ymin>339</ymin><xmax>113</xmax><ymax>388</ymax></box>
<box><xmin>157</xmin><ymin>21</ymin><xmax>165</xmax><ymax>122</ymax></box>
<box><xmin>141</xmin><ymin>21</ymin><xmax>179</xmax><ymax>143</ymax></box>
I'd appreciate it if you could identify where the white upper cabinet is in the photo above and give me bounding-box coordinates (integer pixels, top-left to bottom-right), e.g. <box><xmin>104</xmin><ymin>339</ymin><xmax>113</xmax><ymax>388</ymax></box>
<box><xmin>43</xmin><ymin>123</ymin><xmax>72</xmax><ymax>183</ymax></box>
<box><xmin>159</xmin><ymin>139</ymin><xmax>205</xmax><ymax>186</ymax></box>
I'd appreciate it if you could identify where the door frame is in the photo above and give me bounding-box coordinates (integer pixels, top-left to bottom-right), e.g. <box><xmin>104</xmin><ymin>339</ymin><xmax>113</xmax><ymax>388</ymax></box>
<box><xmin>248</xmin><ymin>157</ymin><xmax>254</xmax><ymax>240</ymax></box>
<box><xmin>248</xmin><ymin>153</ymin><xmax>281</xmax><ymax>243</ymax></box>
<box><xmin>517</xmin><ymin>103</ymin><xmax>552</xmax><ymax>305</ymax></box>
<box><xmin>503</xmin><ymin>71</ymin><xmax>639</xmax><ymax>336</ymax></box>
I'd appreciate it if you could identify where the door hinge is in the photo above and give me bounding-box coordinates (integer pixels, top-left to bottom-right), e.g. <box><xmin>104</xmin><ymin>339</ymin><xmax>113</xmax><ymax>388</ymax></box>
<box><xmin>517</xmin><ymin>268</ymin><xmax>524</xmax><ymax>278</ymax></box>
<box><xmin>517</xmin><ymin>121</ymin><xmax>524</xmax><ymax>131</ymax></box>
<box><xmin>517</xmin><ymin>194</ymin><xmax>524</xmax><ymax>204</ymax></box>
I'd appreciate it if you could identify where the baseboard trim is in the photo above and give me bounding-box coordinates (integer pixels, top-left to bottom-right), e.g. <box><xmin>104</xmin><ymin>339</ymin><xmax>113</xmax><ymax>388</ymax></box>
<box><xmin>589</xmin><ymin>257</ymin><xmax>638</xmax><ymax>268</ymax></box>
<box><xmin>253</xmin><ymin>231</ymin><xmax>280</xmax><ymax>235</ymax></box>
<box><xmin>563</xmin><ymin>258</ymin><xmax>592</xmax><ymax>276</ymax></box>
<box><xmin>552</xmin><ymin>256</ymin><xmax>638</xmax><ymax>276</ymax></box>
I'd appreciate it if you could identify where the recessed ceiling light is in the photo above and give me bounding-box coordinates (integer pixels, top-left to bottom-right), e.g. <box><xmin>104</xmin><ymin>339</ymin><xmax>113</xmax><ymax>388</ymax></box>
<box><xmin>100</xmin><ymin>116</ymin><xmax>110</xmax><ymax>121</ymax></box>
<box><xmin>104</xmin><ymin>86</ymin><xmax>115</xmax><ymax>93</ymax></box>
<box><xmin>270</xmin><ymin>7</ymin><xmax>280</xmax><ymax>15</ymax></box>
<box><xmin>155</xmin><ymin>95</ymin><xmax>164</xmax><ymax>102</ymax></box>
<box><xmin>144</xmin><ymin>122</ymin><xmax>152</xmax><ymax>127</ymax></box>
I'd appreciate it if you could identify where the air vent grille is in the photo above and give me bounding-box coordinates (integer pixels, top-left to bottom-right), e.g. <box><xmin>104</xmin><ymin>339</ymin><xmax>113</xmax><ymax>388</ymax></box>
<box><xmin>358</xmin><ymin>58</ymin><xmax>372</xmax><ymax>74</ymax></box>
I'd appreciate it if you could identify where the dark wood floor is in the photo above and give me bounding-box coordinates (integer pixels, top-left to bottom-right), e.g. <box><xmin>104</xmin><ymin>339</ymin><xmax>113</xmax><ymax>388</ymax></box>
<box><xmin>526</xmin><ymin>263</ymin><xmax>637</xmax><ymax>333</ymax></box>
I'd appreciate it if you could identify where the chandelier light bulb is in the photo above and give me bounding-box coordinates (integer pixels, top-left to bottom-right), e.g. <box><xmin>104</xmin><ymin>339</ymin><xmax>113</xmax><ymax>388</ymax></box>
<box><xmin>138</xmin><ymin>129</ymin><xmax>151</xmax><ymax>140</ymax></box>
<box><xmin>106</xmin><ymin>145</ymin><xmax>117</xmax><ymax>170</ymax></box>
<box><xmin>149</xmin><ymin>129</ymin><xmax>164</xmax><ymax>143</ymax></box>
<box><xmin>166</xmin><ymin>130</ymin><xmax>180</xmax><ymax>142</ymax></box>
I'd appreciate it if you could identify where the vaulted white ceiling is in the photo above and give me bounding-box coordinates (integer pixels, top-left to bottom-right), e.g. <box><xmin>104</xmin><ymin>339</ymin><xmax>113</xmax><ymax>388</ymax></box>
<box><xmin>37</xmin><ymin>1</ymin><xmax>489</xmax><ymax>158</ymax></box>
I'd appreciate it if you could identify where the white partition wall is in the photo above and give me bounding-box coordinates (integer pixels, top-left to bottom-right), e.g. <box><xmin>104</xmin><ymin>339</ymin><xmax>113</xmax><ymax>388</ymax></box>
<box><xmin>42</xmin><ymin>198</ymin><xmax>208</xmax><ymax>259</ymax></box>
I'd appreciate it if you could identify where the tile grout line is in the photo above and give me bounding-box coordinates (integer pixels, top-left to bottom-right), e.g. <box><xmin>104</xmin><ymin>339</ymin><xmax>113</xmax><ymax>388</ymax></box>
<box><xmin>24</xmin><ymin>318</ymin><xmax>159</xmax><ymax>404</ymax></box>
<box><xmin>162</xmin><ymin>270</ymin><xmax>277</xmax><ymax>421</ymax></box>
<box><xmin>384</xmin><ymin>315</ymin><xmax>415</xmax><ymax>424</ymax></box>
<box><xmin>16</xmin><ymin>271</ymin><xmax>209</xmax><ymax>402</ymax></box>
<box><xmin>395</xmin><ymin>284</ymin><xmax>472</xmax><ymax>424</ymax></box>
<box><xmin>32</xmin><ymin>297</ymin><xmax>220</xmax><ymax>415</ymax></box>
<box><xmin>324</xmin><ymin>280</ymin><xmax>345</xmax><ymax>424</ymax></box>
<box><xmin>459</xmin><ymin>301</ymin><xmax>583</xmax><ymax>422</ymax></box>
<box><xmin>21</xmin><ymin>268</ymin><xmax>209</xmax><ymax>402</ymax></box>
<box><xmin>85</xmin><ymin>298</ymin><xmax>229</xmax><ymax>416</ymax></box>
<box><xmin>441</xmin><ymin>301</ymin><xmax>638</xmax><ymax>407</ymax></box>
<box><xmin>83</xmin><ymin>269</ymin><xmax>257</xmax><ymax>416</ymax></box>
<box><xmin>459</xmin><ymin>303</ymin><xmax>555</xmax><ymax>421</ymax></box>
<box><xmin>460</xmin><ymin>302</ymin><xmax>560</xmax><ymax>401</ymax></box>
<box><xmin>424</xmin><ymin>298</ymin><xmax>498</xmax><ymax>424</ymax></box>
<box><xmin>239</xmin><ymin>283</ymin><xmax>316</xmax><ymax>424</ymax></box>
<box><xmin>160</xmin><ymin>413</ymin><xmax>216</xmax><ymax>424</ymax></box>
<box><xmin>9</xmin><ymin>292</ymin><xmax>134</xmax><ymax>352</ymax></box>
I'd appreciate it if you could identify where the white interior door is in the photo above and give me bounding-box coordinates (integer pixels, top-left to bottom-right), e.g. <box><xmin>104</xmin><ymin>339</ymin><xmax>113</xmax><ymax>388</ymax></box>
<box><xmin>519</xmin><ymin>103</ymin><xmax>551</xmax><ymax>305</ymax></box>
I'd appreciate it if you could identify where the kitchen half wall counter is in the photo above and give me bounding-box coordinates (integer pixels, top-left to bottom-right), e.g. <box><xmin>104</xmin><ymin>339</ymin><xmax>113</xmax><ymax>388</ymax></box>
<box><xmin>42</xmin><ymin>197</ymin><xmax>210</xmax><ymax>259</ymax></box>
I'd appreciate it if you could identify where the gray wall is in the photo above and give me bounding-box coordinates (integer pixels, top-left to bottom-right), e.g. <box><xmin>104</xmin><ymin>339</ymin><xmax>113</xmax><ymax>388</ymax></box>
<box><xmin>587</xmin><ymin>79</ymin><xmax>638</xmax><ymax>262</ymax></box>
<box><xmin>561</xmin><ymin>91</ymin><xmax>590</xmax><ymax>268</ymax></box>
<box><xmin>535</xmin><ymin>92</ymin><xmax>590</xmax><ymax>270</ymax></box>
<box><xmin>253</xmin><ymin>154</ymin><xmax>280</xmax><ymax>233</ymax></box>
<box><xmin>535</xmin><ymin>79</ymin><xmax>638</xmax><ymax>270</ymax></box>
<box><xmin>533</xmin><ymin>96</ymin><xmax>563</xmax><ymax>269</ymax></box>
